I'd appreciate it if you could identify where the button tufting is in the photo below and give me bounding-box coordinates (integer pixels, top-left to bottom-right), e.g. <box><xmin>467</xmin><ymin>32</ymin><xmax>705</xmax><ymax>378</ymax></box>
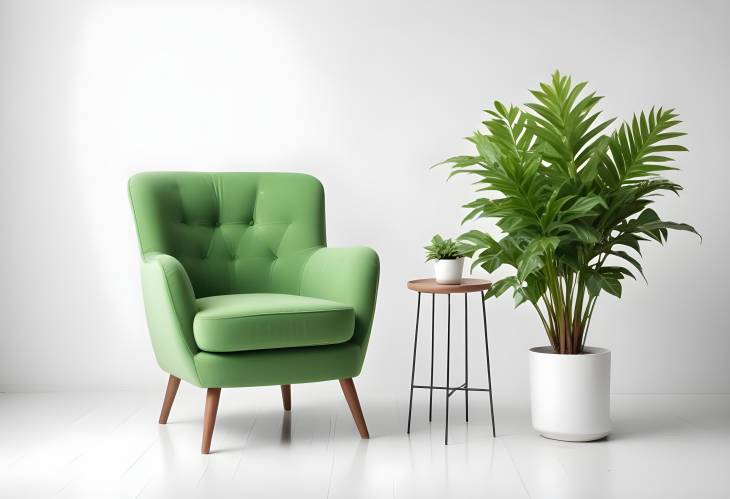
<box><xmin>249</xmin><ymin>220</ymin><xmax>254</xmax><ymax>226</ymax></box>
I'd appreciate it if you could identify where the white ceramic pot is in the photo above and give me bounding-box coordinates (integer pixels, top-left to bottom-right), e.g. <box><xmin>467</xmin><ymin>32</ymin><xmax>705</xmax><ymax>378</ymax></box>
<box><xmin>434</xmin><ymin>258</ymin><xmax>464</xmax><ymax>284</ymax></box>
<box><xmin>529</xmin><ymin>346</ymin><xmax>611</xmax><ymax>442</ymax></box>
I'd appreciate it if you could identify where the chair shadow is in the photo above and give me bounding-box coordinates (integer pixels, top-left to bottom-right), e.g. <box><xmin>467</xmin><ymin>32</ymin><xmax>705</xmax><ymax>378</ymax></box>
<box><xmin>211</xmin><ymin>406</ymin><xmax>329</xmax><ymax>453</ymax></box>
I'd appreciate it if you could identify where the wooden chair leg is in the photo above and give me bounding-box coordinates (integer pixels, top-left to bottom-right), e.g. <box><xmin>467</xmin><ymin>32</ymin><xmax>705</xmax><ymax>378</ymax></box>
<box><xmin>339</xmin><ymin>378</ymin><xmax>369</xmax><ymax>439</ymax></box>
<box><xmin>281</xmin><ymin>384</ymin><xmax>291</xmax><ymax>411</ymax></box>
<box><xmin>201</xmin><ymin>388</ymin><xmax>221</xmax><ymax>454</ymax></box>
<box><xmin>158</xmin><ymin>375</ymin><xmax>181</xmax><ymax>424</ymax></box>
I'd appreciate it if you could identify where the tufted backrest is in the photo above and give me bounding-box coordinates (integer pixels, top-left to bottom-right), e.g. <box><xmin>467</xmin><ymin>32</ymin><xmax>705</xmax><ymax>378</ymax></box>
<box><xmin>129</xmin><ymin>172</ymin><xmax>326</xmax><ymax>298</ymax></box>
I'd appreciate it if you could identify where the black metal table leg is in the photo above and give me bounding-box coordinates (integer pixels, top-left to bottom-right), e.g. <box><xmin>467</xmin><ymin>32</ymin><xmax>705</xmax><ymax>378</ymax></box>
<box><xmin>407</xmin><ymin>293</ymin><xmax>421</xmax><ymax>434</ymax></box>
<box><xmin>405</xmin><ymin>279</ymin><xmax>495</xmax><ymax>444</ymax></box>
<box><xmin>481</xmin><ymin>291</ymin><xmax>496</xmax><ymax>437</ymax></box>
<box><xmin>464</xmin><ymin>293</ymin><xmax>469</xmax><ymax>423</ymax></box>
<box><xmin>445</xmin><ymin>293</ymin><xmax>451</xmax><ymax>445</ymax></box>
<box><xmin>429</xmin><ymin>293</ymin><xmax>435</xmax><ymax>422</ymax></box>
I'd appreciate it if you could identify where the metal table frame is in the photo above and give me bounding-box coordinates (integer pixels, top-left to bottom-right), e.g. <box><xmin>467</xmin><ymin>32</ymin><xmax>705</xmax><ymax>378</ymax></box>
<box><xmin>406</xmin><ymin>291</ymin><xmax>496</xmax><ymax>444</ymax></box>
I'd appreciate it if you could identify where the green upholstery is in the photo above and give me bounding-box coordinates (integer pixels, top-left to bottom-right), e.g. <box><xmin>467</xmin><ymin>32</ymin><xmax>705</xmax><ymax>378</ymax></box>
<box><xmin>193</xmin><ymin>293</ymin><xmax>355</xmax><ymax>353</ymax></box>
<box><xmin>129</xmin><ymin>172</ymin><xmax>379</xmax><ymax>388</ymax></box>
<box><xmin>194</xmin><ymin>343</ymin><xmax>363</xmax><ymax>388</ymax></box>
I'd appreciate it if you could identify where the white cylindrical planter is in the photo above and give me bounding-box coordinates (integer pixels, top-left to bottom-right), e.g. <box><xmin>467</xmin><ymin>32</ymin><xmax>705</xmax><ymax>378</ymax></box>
<box><xmin>434</xmin><ymin>258</ymin><xmax>464</xmax><ymax>284</ymax></box>
<box><xmin>529</xmin><ymin>346</ymin><xmax>611</xmax><ymax>442</ymax></box>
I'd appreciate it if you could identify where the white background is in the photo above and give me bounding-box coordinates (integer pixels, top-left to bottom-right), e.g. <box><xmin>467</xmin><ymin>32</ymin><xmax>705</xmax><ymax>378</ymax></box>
<box><xmin>1</xmin><ymin>0</ymin><xmax>727</xmax><ymax>397</ymax></box>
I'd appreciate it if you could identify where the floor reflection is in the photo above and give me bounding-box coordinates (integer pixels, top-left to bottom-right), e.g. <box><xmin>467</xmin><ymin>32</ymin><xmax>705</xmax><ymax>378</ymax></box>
<box><xmin>280</xmin><ymin>410</ymin><xmax>291</xmax><ymax>444</ymax></box>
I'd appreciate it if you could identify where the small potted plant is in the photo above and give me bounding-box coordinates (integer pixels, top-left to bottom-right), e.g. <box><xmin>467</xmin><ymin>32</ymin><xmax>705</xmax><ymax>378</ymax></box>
<box><xmin>438</xmin><ymin>71</ymin><xmax>699</xmax><ymax>441</ymax></box>
<box><xmin>425</xmin><ymin>234</ymin><xmax>466</xmax><ymax>284</ymax></box>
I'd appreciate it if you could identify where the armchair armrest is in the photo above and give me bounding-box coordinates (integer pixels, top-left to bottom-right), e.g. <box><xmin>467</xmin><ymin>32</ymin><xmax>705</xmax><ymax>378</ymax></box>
<box><xmin>300</xmin><ymin>247</ymin><xmax>380</xmax><ymax>353</ymax></box>
<box><xmin>140</xmin><ymin>253</ymin><xmax>201</xmax><ymax>385</ymax></box>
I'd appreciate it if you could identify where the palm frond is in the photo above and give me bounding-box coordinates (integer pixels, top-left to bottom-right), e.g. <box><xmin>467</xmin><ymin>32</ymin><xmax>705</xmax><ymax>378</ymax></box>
<box><xmin>436</xmin><ymin>72</ymin><xmax>699</xmax><ymax>354</ymax></box>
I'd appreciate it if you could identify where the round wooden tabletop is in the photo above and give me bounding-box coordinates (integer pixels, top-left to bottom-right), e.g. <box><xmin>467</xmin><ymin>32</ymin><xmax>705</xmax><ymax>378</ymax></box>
<box><xmin>406</xmin><ymin>278</ymin><xmax>492</xmax><ymax>294</ymax></box>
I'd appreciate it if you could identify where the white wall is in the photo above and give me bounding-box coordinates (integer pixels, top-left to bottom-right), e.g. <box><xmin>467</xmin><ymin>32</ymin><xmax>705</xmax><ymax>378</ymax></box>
<box><xmin>1</xmin><ymin>0</ymin><xmax>728</xmax><ymax>396</ymax></box>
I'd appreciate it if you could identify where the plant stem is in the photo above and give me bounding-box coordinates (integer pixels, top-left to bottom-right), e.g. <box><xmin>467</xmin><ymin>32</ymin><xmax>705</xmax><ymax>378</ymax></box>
<box><xmin>572</xmin><ymin>274</ymin><xmax>586</xmax><ymax>352</ymax></box>
<box><xmin>532</xmin><ymin>301</ymin><xmax>557</xmax><ymax>349</ymax></box>
<box><xmin>581</xmin><ymin>296</ymin><xmax>599</xmax><ymax>349</ymax></box>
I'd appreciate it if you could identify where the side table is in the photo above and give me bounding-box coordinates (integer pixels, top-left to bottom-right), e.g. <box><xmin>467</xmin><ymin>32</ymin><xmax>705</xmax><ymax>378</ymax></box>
<box><xmin>406</xmin><ymin>278</ymin><xmax>496</xmax><ymax>444</ymax></box>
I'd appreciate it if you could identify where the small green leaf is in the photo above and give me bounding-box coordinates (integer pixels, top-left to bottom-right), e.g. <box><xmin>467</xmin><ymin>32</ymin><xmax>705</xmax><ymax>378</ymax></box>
<box><xmin>513</xmin><ymin>287</ymin><xmax>529</xmax><ymax>307</ymax></box>
<box><xmin>485</xmin><ymin>277</ymin><xmax>518</xmax><ymax>299</ymax></box>
<box><xmin>601</xmin><ymin>277</ymin><xmax>622</xmax><ymax>298</ymax></box>
<box><xmin>568</xmin><ymin>195</ymin><xmax>607</xmax><ymax>214</ymax></box>
<box><xmin>562</xmin><ymin>224</ymin><xmax>601</xmax><ymax>243</ymax></box>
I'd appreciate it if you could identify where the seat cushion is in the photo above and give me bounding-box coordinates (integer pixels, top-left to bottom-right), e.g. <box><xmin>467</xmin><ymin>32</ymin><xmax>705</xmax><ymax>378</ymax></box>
<box><xmin>193</xmin><ymin>293</ymin><xmax>355</xmax><ymax>353</ymax></box>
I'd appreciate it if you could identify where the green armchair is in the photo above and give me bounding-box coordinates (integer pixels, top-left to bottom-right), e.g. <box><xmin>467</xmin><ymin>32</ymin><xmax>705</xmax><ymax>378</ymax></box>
<box><xmin>129</xmin><ymin>172</ymin><xmax>379</xmax><ymax>453</ymax></box>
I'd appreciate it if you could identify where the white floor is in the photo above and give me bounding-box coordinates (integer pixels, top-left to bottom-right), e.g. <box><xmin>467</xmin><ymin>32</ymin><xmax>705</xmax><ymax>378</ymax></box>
<box><xmin>0</xmin><ymin>386</ymin><xmax>728</xmax><ymax>498</ymax></box>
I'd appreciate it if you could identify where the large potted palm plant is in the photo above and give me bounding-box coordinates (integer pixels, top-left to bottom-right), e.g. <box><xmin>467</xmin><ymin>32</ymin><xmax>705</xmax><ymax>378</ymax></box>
<box><xmin>438</xmin><ymin>71</ymin><xmax>699</xmax><ymax>441</ymax></box>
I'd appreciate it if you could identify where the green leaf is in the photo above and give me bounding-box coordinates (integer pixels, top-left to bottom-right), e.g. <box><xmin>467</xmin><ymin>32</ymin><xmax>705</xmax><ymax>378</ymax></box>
<box><xmin>609</xmin><ymin>250</ymin><xmax>646</xmax><ymax>282</ymax></box>
<box><xmin>600</xmin><ymin>266</ymin><xmax>633</xmax><ymax>280</ymax></box>
<box><xmin>567</xmin><ymin>195</ymin><xmax>607</xmax><ymax>214</ymax></box>
<box><xmin>562</xmin><ymin>223</ymin><xmax>601</xmax><ymax>243</ymax></box>
<box><xmin>601</xmin><ymin>276</ymin><xmax>622</xmax><ymax>298</ymax></box>
<box><xmin>513</xmin><ymin>286</ymin><xmax>529</xmax><ymax>307</ymax></box>
<box><xmin>599</xmin><ymin>107</ymin><xmax>688</xmax><ymax>188</ymax></box>
<box><xmin>433</xmin><ymin>155</ymin><xmax>482</xmax><ymax>170</ymax></box>
<box><xmin>517</xmin><ymin>253</ymin><xmax>543</xmax><ymax>282</ymax></box>
<box><xmin>608</xmin><ymin>233</ymin><xmax>643</xmax><ymax>254</ymax></box>
<box><xmin>459</xmin><ymin>229</ymin><xmax>498</xmax><ymax>248</ymax></box>
<box><xmin>471</xmin><ymin>250</ymin><xmax>502</xmax><ymax>273</ymax></box>
<box><xmin>497</xmin><ymin>216</ymin><xmax>536</xmax><ymax>233</ymax></box>
<box><xmin>585</xmin><ymin>271</ymin><xmax>604</xmax><ymax>296</ymax></box>
<box><xmin>523</xmin><ymin>274</ymin><xmax>547</xmax><ymax>303</ymax></box>
<box><xmin>485</xmin><ymin>277</ymin><xmax>518</xmax><ymax>299</ymax></box>
<box><xmin>466</xmin><ymin>132</ymin><xmax>499</xmax><ymax>164</ymax></box>
<box><xmin>637</xmin><ymin>220</ymin><xmax>702</xmax><ymax>242</ymax></box>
